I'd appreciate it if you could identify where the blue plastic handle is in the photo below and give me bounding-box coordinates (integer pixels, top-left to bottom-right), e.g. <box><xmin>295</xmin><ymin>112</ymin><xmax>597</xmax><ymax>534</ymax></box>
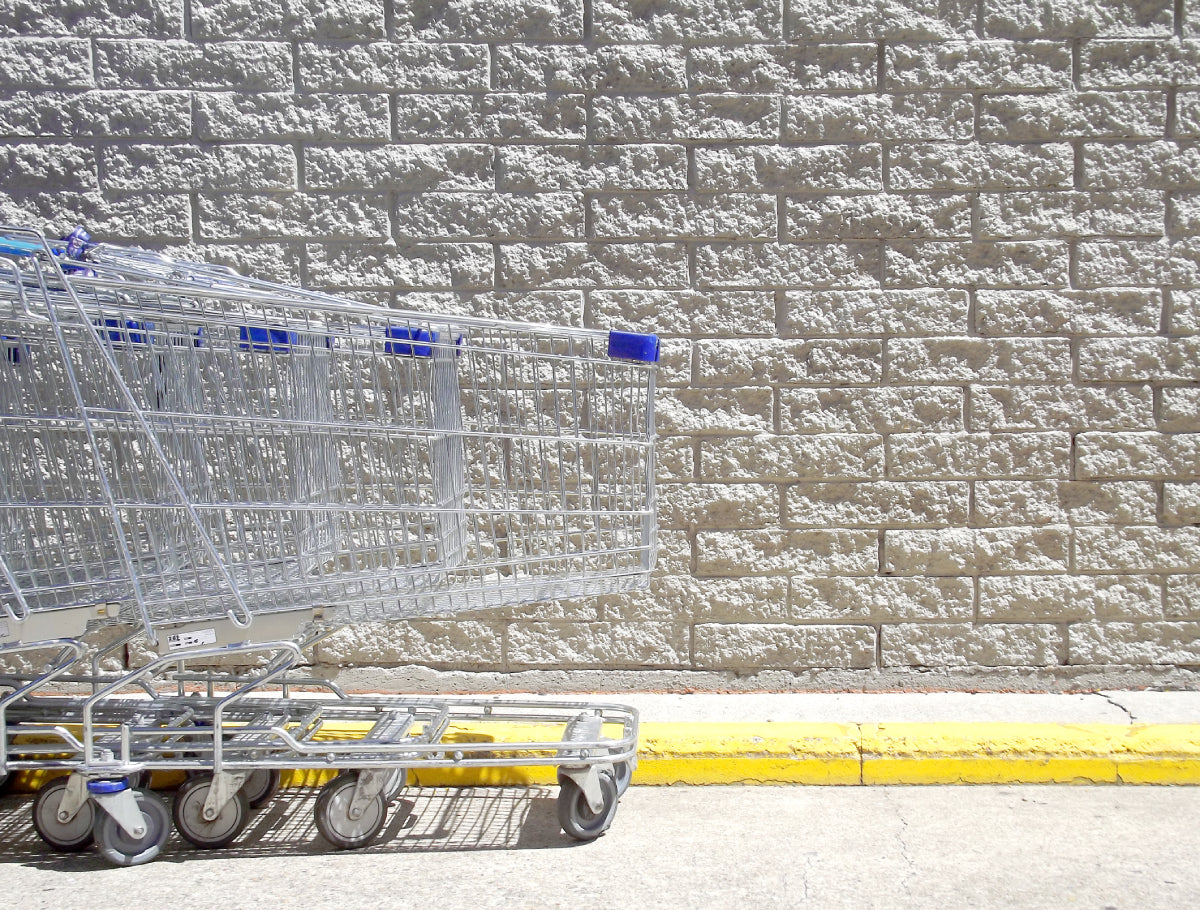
<box><xmin>607</xmin><ymin>330</ymin><xmax>660</xmax><ymax>363</ymax></box>
<box><xmin>0</xmin><ymin>236</ymin><xmax>55</xmax><ymax>257</ymax></box>
<box><xmin>385</xmin><ymin>326</ymin><xmax>437</xmax><ymax>357</ymax></box>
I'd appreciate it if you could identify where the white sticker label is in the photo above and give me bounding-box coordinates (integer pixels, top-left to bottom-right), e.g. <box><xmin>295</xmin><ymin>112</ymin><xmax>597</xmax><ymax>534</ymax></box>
<box><xmin>166</xmin><ymin>628</ymin><xmax>218</xmax><ymax>651</ymax></box>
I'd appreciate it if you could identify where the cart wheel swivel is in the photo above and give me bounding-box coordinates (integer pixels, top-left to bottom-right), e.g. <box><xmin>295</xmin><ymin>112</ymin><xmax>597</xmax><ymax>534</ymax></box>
<box><xmin>172</xmin><ymin>774</ymin><xmax>250</xmax><ymax>849</ymax></box>
<box><xmin>93</xmin><ymin>789</ymin><xmax>170</xmax><ymax>867</ymax></box>
<box><xmin>32</xmin><ymin>777</ymin><xmax>95</xmax><ymax>852</ymax></box>
<box><xmin>557</xmin><ymin>770</ymin><xmax>619</xmax><ymax>842</ymax></box>
<box><xmin>241</xmin><ymin>768</ymin><xmax>281</xmax><ymax>809</ymax></box>
<box><xmin>314</xmin><ymin>772</ymin><xmax>387</xmax><ymax>850</ymax></box>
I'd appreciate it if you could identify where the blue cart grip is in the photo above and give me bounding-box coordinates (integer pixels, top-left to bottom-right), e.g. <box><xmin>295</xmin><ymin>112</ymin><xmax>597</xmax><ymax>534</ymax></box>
<box><xmin>240</xmin><ymin>325</ymin><xmax>299</xmax><ymax>352</ymax></box>
<box><xmin>385</xmin><ymin>326</ymin><xmax>437</xmax><ymax>357</ymax></box>
<box><xmin>607</xmin><ymin>330</ymin><xmax>660</xmax><ymax>363</ymax></box>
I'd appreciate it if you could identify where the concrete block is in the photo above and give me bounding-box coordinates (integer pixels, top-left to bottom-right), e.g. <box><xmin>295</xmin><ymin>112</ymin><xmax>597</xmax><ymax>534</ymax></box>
<box><xmin>696</xmin><ymin>242</ymin><xmax>881</xmax><ymax>289</ymax></box>
<box><xmin>394</xmin><ymin>0</ymin><xmax>583</xmax><ymax>40</ymax></box>
<box><xmin>779</xmin><ymin>387</ymin><xmax>964</xmax><ymax>434</ymax></box>
<box><xmin>0</xmin><ymin>90</ymin><xmax>191</xmax><ymax>139</ymax></box>
<box><xmin>784</xmin><ymin>93</ymin><xmax>974</xmax><ymax>141</ymax></box>
<box><xmin>694</xmin><ymin>338</ymin><xmax>882</xmax><ymax>386</ymax></box>
<box><xmin>0</xmin><ymin>143</ymin><xmax>97</xmax><ymax>192</ymax></box>
<box><xmin>192</xmin><ymin>0</ymin><xmax>385</xmax><ymax>38</ymax></box>
<box><xmin>198</xmin><ymin>193</ymin><xmax>388</xmax><ymax>241</ymax></box>
<box><xmin>1083</xmin><ymin>141</ymin><xmax>1200</xmax><ymax>190</ymax></box>
<box><xmin>784</xmin><ymin>289</ymin><xmax>969</xmax><ymax>336</ymax></box>
<box><xmin>395</xmin><ymin>192</ymin><xmax>584</xmax><ymax>241</ymax></box>
<box><xmin>95</xmin><ymin>39</ymin><xmax>291</xmax><ymax>90</ymax></box>
<box><xmin>1164</xmin><ymin>483</ymin><xmax>1200</xmax><ymax>526</ymax></box>
<box><xmin>786</xmin><ymin>193</ymin><xmax>971</xmax><ymax>240</ymax></box>
<box><xmin>699</xmin><ymin>434</ymin><xmax>885</xmax><ymax>481</ymax></box>
<box><xmin>888</xmin><ymin>432</ymin><xmax>1072</xmax><ymax>480</ymax></box>
<box><xmin>1170</xmin><ymin>289</ymin><xmax>1200</xmax><ymax>332</ymax></box>
<box><xmin>883</xmin><ymin>622</ymin><xmax>1062</xmax><ymax>668</ymax></box>
<box><xmin>656</xmin><ymin>435</ymin><xmax>696</xmax><ymax>480</ymax></box>
<box><xmin>1175</xmin><ymin>92</ymin><xmax>1200</xmax><ymax>137</ymax></box>
<box><xmin>500</xmin><ymin>144</ymin><xmax>687</xmax><ymax>192</ymax></box>
<box><xmin>694</xmin><ymin>145</ymin><xmax>882</xmax><ymax>192</ymax></box>
<box><xmin>1081</xmin><ymin>39</ymin><xmax>1200</xmax><ymax>88</ymax></box>
<box><xmin>1078</xmin><ymin>338</ymin><xmax>1200</xmax><ymax>381</ymax></box>
<box><xmin>791</xmin><ymin>575</ymin><xmax>974</xmax><ymax>622</ymax></box>
<box><xmin>591</xmin><ymin>95</ymin><xmax>780</xmax><ymax>141</ymax></box>
<box><xmin>890</xmin><ymin>141</ymin><xmax>1074</xmax><ymax>191</ymax></box>
<box><xmin>317</xmin><ymin>620</ymin><xmax>503</xmax><ymax>667</ymax></box>
<box><xmin>0</xmin><ymin>38</ymin><xmax>92</xmax><ymax>87</ymax></box>
<box><xmin>1166</xmin><ymin>575</ymin><xmax>1200</xmax><ymax>619</ymax></box>
<box><xmin>969</xmin><ymin>385</ymin><xmax>1154</xmax><ymax>432</ymax></box>
<box><xmin>975</xmin><ymin>289</ymin><xmax>1161</xmax><ymax>336</ymax></box>
<box><xmin>977</xmin><ymin>191</ymin><xmax>1165</xmax><ymax>239</ymax></box>
<box><xmin>784</xmin><ymin>480</ymin><xmax>970</xmax><ymax>528</ymax></box>
<box><xmin>695</xmin><ymin>529</ymin><xmax>879</xmax><ymax>576</ymax></box>
<box><xmin>1076</xmin><ymin>527</ymin><xmax>1200</xmax><ymax>572</ymax></box>
<box><xmin>1162</xmin><ymin>388</ymin><xmax>1200</xmax><ymax>431</ymax></box>
<box><xmin>395</xmin><ymin>94</ymin><xmax>586</xmax><ymax>141</ymax></box>
<box><xmin>786</xmin><ymin>0</ymin><xmax>976</xmax><ymax>40</ymax></box>
<box><xmin>689</xmin><ymin>576</ymin><xmax>792</xmax><ymax>622</ymax></box>
<box><xmin>495</xmin><ymin>45</ymin><xmax>687</xmax><ymax>92</ymax></box>
<box><xmin>689</xmin><ymin>44</ymin><xmax>876</xmax><ymax>93</ymax></box>
<box><xmin>304</xmin><ymin>145</ymin><xmax>493</xmax><ymax>191</ymax></box>
<box><xmin>299</xmin><ymin>43</ymin><xmax>488</xmax><ymax>92</ymax></box>
<box><xmin>887</xmin><ymin>338</ymin><xmax>1072</xmax><ymax>383</ymax></box>
<box><xmin>196</xmin><ymin>92</ymin><xmax>389</xmax><ymax>141</ymax></box>
<box><xmin>506</xmin><ymin>621</ymin><xmax>687</xmax><ymax>668</ymax></box>
<box><xmin>1069</xmin><ymin>622</ymin><xmax>1200</xmax><ymax>665</ymax></box>
<box><xmin>980</xmin><ymin>91</ymin><xmax>1166</xmax><ymax>140</ymax></box>
<box><xmin>1076</xmin><ymin>432</ymin><xmax>1200</xmax><ymax>480</ymax></box>
<box><xmin>885</xmin><ymin>241</ymin><xmax>1071</xmax><ymax>288</ymax></box>
<box><xmin>883</xmin><ymin>527</ymin><xmax>1071</xmax><ymax>575</ymax></box>
<box><xmin>887</xmin><ymin>40</ymin><xmax>1072</xmax><ymax>90</ymax></box>
<box><xmin>307</xmin><ymin>242</ymin><xmax>494</xmax><ymax>290</ymax></box>
<box><xmin>659</xmin><ymin>482</ymin><xmax>779</xmax><ymax>530</ymax></box>
<box><xmin>0</xmin><ymin>190</ymin><xmax>191</xmax><ymax>242</ymax></box>
<box><xmin>590</xmin><ymin>193</ymin><xmax>777</xmax><ymax>241</ymax></box>
<box><xmin>1076</xmin><ymin>239</ymin><xmax>1200</xmax><ymax>287</ymax></box>
<box><xmin>1170</xmin><ymin>196</ymin><xmax>1200</xmax><ymax>236</ymax></box>
<box><xmin>983</xmin><ymin>0</ymin><xmax>1173</xmax><ymax>38</ymax></box>
<box><xmin>593</xmin><ymin>0</ymin><xmax>782</xmax><ymax>42</ymax></box>
<box><xmin>1</xmin><ymin>0</ymin><xmax>184</xmax><ymax>37</ymax></box>
<box><xmin>973</xmin><ymin>480</ymin><xmax>1158</xmax><ymax>527</ymax></box>
<box><xmin>657</xmin><ymin>387</ymin><xmax>773</xmax><ymax>436</ymax></box>
<box><xmin>693</xmin><ymin>623</ymin><xmax>877</xmax><ymax>669</ymax></box>
<box><xmin>980</xmin><ymin>574</ymin><xmax>1163</xmax><ymax>622</ymax></box>
<box><xmin>104</xmin><ymin>144</ymin><xmax>297</xmax><ymax>192</ymax></box>
<box><xmin>590</xmin><ymin>290</ymin><xmax>775</xmax><ymax>336</ymax></box>
<box><xmin>499</xmin><ymin>242</ymin><xmax>688</xmax><ymax>289</ymax></box>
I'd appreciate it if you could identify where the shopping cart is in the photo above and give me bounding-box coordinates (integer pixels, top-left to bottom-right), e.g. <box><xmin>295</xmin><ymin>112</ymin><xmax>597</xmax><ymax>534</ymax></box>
<box><xmin>0</xmin><ymin>226</ymin><xmax>658</xmax><ymax>865</ymax></box>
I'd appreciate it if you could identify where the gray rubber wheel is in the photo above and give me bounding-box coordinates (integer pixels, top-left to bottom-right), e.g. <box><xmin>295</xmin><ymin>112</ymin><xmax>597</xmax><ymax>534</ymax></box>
<box><xmin>314</xmin><ymin>772</ymin><xmax>387</xmax><ymax>850</ymax></box>
<box><xmin>381</xmin><ymin>768</ymin><xmax>408</xmax><ymax>803</ymax></box>
<box><xmin>242</xmin><ymin>768</ymin><xmax>281</xmax><ymax>809</ymax></box>
<box><xmin>612</xmin><ymin>760</ymin><xmax>633</xmax><ymax>796</ymax></box>
<box><xmin>557</xmin><ymin>770</ymin><xmax>619</xmax><ymax>842</ymax></box>
<box><xmin>172</xmin><ymin>774</ymin><xmax>249</xmax><ymax>849</ymax></box>
<box><xmin>93</xmin><ymin>789</ymin><xmax>170</xmax><ymax>867</ymax></box>
<box><xmin>32</xmin><ymin>777</ymin><xmax>94</xmax><ymax>852</ymax></box>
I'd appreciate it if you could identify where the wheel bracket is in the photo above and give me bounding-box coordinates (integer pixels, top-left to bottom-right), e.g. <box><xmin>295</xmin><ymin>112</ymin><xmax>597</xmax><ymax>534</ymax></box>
<box><xmin>92</xmin><ymin>787</ymin><xmax>146</xmax><ymax>840</ymax></box>
<box><xmin>202</xmin><ymin>771</ymin><xmax>247</xmax><ymax>822</ymax></box>
<box><xmin>55</xmin><ymin>773</ymin><xmax>90</xmax><ymax>823</ymax></box>
<box><xmin>559</xmin><ymin>763</ymin><xmax>611</xmax><ymax>815</ymax></box>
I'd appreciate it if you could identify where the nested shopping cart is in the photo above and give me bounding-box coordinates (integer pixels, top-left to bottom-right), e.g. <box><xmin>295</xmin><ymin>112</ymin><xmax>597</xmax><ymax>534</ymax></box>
<box><xmin>0</xmin><ymin>226</ymin><xmax>658</xmax><ymax>865</ymax></box>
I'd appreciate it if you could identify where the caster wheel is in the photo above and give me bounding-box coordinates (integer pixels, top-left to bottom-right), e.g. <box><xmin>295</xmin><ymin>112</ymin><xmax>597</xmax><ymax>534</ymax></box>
<box><xmin>612</xmin><ymin>760</ymin><xmax>633</xmax><ymax>796</ymax></box>
<box><xmin>381</xmin><ymin>768</ymin><xmax>408</xmax><ymax>803</ymax></box>
<box><xmin>173</xmin><ymin>774</ymin><xmax>249</xmax><ymax>849</ymax></box>
<box><xmin>557</xmin><ymin>770</ymin><xmax>619</xmax><ymax>842</ymax></box>
<box><xmin>93</xmin><ymin>789</ymin><xmax>170</xmax><ymax>867</ymax></box>
<box><xmin>314</xmin><ymin>772</ymin><xmax>387</xmax><ymax>850</ymax></box>
<box><xmin>32</xmin><ymin>777</ymin><xmax>94</xmax><ymax>852</ymax></box>
<box><xmin>242</xmin><ymin>768</ymin><xmax>280</xmax><ymax>809</ymax></box>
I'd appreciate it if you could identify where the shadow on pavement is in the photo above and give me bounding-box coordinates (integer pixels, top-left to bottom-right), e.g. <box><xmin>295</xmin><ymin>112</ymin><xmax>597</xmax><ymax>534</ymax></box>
<box><xmin>0</xmin><ymin>785</ymin><xmax>573</xmax><ymax>870</ymax></box>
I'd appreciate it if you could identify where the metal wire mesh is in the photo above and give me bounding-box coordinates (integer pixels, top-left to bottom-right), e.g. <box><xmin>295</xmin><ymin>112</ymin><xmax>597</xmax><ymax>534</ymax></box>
<box><xmin>0</xmin><ymin>231</ymin><xmax>658</xmax><ymax>641</ymax></box>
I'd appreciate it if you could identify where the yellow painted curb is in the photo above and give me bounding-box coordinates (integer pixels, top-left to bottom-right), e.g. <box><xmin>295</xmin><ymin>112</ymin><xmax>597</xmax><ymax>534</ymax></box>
<box><xmin>6</xmin><ymin>722</ymin><xmax>1200</xmax><ymax>791</ymax></box>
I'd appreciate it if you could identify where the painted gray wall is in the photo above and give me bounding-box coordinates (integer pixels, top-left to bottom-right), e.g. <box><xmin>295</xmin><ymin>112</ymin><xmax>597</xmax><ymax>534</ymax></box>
<box><xmin>4</xmin><ymin>0</ymin><xmax>1199</xmax><ymax>689</ymax></box>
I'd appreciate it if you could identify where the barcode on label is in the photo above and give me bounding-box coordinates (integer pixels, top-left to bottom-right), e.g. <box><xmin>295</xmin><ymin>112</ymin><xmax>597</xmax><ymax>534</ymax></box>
<box><xmin>166</xmin><ymin>628</ymin><xmax>218</xmax><ymax>651</ymax></box>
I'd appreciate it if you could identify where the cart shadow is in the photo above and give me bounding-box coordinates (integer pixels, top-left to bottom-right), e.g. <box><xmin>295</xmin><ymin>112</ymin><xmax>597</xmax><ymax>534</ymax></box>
<box><xmin>0</xmin><ymin>785</ymin><xmax>580</xmax><ymax>869</ymax></box>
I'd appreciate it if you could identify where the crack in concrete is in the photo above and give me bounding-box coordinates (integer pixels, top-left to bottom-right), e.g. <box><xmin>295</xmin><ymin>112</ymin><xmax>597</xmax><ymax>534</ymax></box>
<box><xmin>1098</xmin><ymin>691</ymin><xmax>1135</xmax><ymax>724</ymax></box>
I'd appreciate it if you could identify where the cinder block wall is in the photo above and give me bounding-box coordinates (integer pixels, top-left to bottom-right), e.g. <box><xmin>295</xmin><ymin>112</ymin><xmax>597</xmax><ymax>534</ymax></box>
<box><xmin>3</xmin><ymin>0</ymin><xmax>1199</xmax><ymax>689</ymax></box>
